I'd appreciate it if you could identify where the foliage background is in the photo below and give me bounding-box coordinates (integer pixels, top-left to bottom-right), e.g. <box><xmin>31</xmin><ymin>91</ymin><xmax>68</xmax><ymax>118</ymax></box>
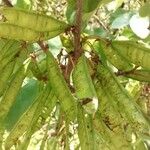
<box><xmin>0</xmin><ymin>0</ymin><xmax>149</xmax><ymax>150</ymax></box>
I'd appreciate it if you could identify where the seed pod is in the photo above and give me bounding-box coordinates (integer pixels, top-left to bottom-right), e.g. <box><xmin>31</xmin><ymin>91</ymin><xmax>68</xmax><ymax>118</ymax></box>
<box><xmin>0</xmin><ymin>40</ymin><xmax>15</xmax><ymax>62</ymax></box>
<box><xmin>1</xmin><ymin>41</ymin><xmax>21</xmax><ymax>61</ymax></box>
<box><xmin>94</xmin><ymin>78</ymin><xmax>133</xmax><ymax>149</ymax></box>
<box><xmin>0</xmin><ymin>59</ymin><xmax>31</xmax><ymax>122</ymax></box>
<box><xmin>72</xmin><ymin>54</ymin><xmax>98</xmax><ymax>114</ymax></box>
<box><xmin>46</xmin><ymin>50</ymin><xmax>76</xmax><ymax>121</ymax></box>
<box><xmin>0</xmin><ymin>38</ymin><xmax>9</xmax><ymax>53</ymax></box>
<box><xmin>94</xmin><ymin>110</ymin><xmax>133</xmax><ymax>149</ymax></box>
<box><xmin>111</xmin><ymin>40</ymin><xmax>150</xmax><ymax>70</ymax></box>
<box><xmin>0</xmin><ymin>23</ymin><xmax>66</xmax><ymax>42</ymax></box>
<box><xmin>34</xmin><ymin>90</ymin><xmax>57</xmax><ymax>131</ymax></box>
<box><xmin>93</xmin><ymin>40</ymin><xmax>133</xmax><ymax>71</ymax></box>
<box><xmin>125</xmin><ymin>69</ymin><xmax>150</xmax><ymax>82</ymax></box>
<box><xmin>0</xmin><ymin>60</ymin><xmax>15</xmax><ymax>96</ymax></box>
<box><xmin>0</xmin><ymin>46</ymin><xmax>20</xmax><ymax>74</ymax></box>
<box><xmin>96</xmin><ymin>63</ymin><xmax>150</xmax><ymax>133</ymax></box>
<box><xmin>40</xmin><ymin>29</ymin><xmax>66</xmax><ymax>41</ymax></box>
<box><xmin>77</xmin><ymin>104</ymin><xmax>95</xmax><ymax>150</ymax></box>
<box><xmin>0</xmin><ymin>7</ymin><xmax>68</xmax><ymax>32</ymax></box>
<box><xmin>0</xmin><ymin>23</ymin><xmax>39</xmax><ymax>42</ymax></box>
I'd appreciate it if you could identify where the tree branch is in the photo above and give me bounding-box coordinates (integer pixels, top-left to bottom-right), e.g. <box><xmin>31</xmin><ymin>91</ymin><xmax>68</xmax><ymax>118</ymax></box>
<box><xmin>65</xmin><ymin>0</ymin><xmax>83</xmax><ymax>82</ymax></box>
<box><xmin>73</xmin><ymin>0</ymin><xmax>83</xmax><ymax>59</ymax></box>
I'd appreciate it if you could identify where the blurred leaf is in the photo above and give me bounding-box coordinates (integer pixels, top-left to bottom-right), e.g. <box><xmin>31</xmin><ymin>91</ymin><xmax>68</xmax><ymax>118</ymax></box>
<box><xmin>84</xmin><ymin>26</ymin><xmax>108</xmax><ymax>38</ymax></box>
<box><xmin>109</xmin><ymin>8</ymin><xmax>128</xmax><ymax>23</ymax></box>
<box><xmin>48</xmin><ymin>36</ymin><xmax>63</xmax><ymax>56</ymax></box>
<box><xmin>111</xmin><ymin>12</ymin><xmax>133</xmax><ymax>29</ymax></box>
<box><xmin>139</xmin><ymin>2</ymin><xmax>150</xmax><ymax>17</ymax></box>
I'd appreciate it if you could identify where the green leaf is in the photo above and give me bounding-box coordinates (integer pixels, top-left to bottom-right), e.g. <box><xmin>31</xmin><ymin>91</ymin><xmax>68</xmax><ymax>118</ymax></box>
<box><xmin>84</xmin><ymin>27</ymin><xmax>108</xmax><ymax>38</ymax></box>
<box><xmin>0</xmin><ymin>40</ymin><xmax>20</xmax><ymax>62</ymax></box>
<box><xmin>35</xmin><ymin>89</ymin><xmax>57</xmax><ymax>131</ymax></box>
<box><xmin>110</xmin><ymin>8</ymin><xmax>126</xmax><ymax>22</ymax></box>
<box><xmin>93</xmin><ymin>111</ymin><xmax>117</xmax><ymax>149</ymax></box>
<box><xmin>48</xmin><ymin>36</ymin><xmax>63</xmax><ymax>56</ymax></box>
<box><xmin>0</xmin><ymin>40</ymin><xmax>21</xmax><ymax>72</ymax></box>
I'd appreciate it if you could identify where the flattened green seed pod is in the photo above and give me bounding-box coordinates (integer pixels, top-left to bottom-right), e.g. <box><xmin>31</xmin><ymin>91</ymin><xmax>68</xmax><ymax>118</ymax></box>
<box><xmin>72</xmin><ymin>54</ymin><xmax>98</xmax><ymax>114</ymax></box>
<box><xmin>0</xmin><ymin>60</ymin><xmax>15</xmax><ymax>96</ymax></box>
<box><xmin>94</xmin><ymin>40</ymin><xmax>133</xmax><ymax>71</ymax></box>
<box><xmin>0</xmin><ymin>39</ymin><xmax>8</xmax><ymax>52</ymax></box>
<box><xmin>73</xmin><ymin>55</ymin><xmax>97</xmax><ymax>99</ymax></box>
<box><xmin>111</xmin><ymin>41</ymin><xmax>150</xmax><ymax>69</ymax></box>
<box><xmin>94</xmin><ymin>79</ymin><xmax>133</xmax><ymax>149</ymax></box>
<box><xmin>0</xmin><ymin>23</ymin><xmax>66</xmax><ymax>42</ymax></box>
<box><xmin>0</xmin><ymin>40</ymin><xmax>14</xmax><ymax>61</ymax></box>
<box><xmin>96</xmin><ymin>64</ymin><xmax>150</xmax><ymax>133</ymax></box>
<box><xmin>0</xmin><ymin>7</ymin><xmax>68</xmax><ymax>32</ymax></box>
<box><xmin>125</xmin><ymin>69</ymin><xmax>150</xmax><ymax>82</ymax></box>
<box><xmin>46</xmin><ymin>51</ymin><xmax>76</xmax><ymax>121</ymax></box>
<box><xmin>0</xmin><ymin>59</ymin><xmax>30</xmax><ymax>122</ymax></box>
<box><xmin>0</xmin><ymin>40</ymin><xmax>20</xmax><ymax>62</ymax></box>
<box><xmin>0</xmin><ymin>48</ymin><xmax>20</xmax><ymax>73</ymax></box>
<box><xmin>40</xmin><ymin>29</ymin><xmax>65</xmax><ymax>41</ymax></box>
<box><xmin>77</xmin><ymin>104</ymin><xmax>94</xmax><ymax>150</ymax></box>
<box><xmin>36</xmin><ymin>90</ymin><xmax>57</xmax><ymax>130</ymax></box>
<box><xmin>0</xmin><ymin>23</ymin><xmax>39</xmax><ymax>42</ymax></box>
